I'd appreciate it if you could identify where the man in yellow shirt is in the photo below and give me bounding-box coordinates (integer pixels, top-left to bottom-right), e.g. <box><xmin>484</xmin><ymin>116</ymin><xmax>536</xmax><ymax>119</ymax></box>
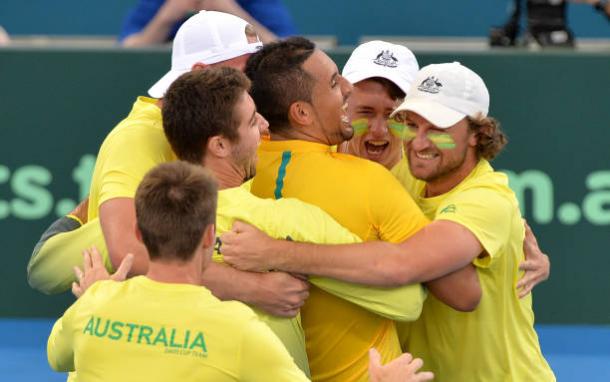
<box><xmin>338</xmin><ymin>40</ymin><xmax>549</xmax><ymax>297</ymax></box>
<box><xmin>222</xmin><ymin>62</ymin><xmax>555</xmax><ymax>381</ymax></box>
<box><xmin>240</xmin><ymin>37</ymin><xmax>481</xmax><ymax>381</ymax></box>
<box><xmin>160</xmin><ymin>67</ymin><xmax>425</xmax><ymax>374</ymax></box>
<box><xmin>47</xmin><ymin>160</ymin><xmax>310</xmax><ymax>382</ymax></box>
<box><xmin>28</xmin><ymin>10</ymin><xmax>317</xmax><ymax>322</ymax></box>
<box><xmin>36</xmin><ymin>65</ymin><xmax>427</xmax><ymax>376</ymax></box>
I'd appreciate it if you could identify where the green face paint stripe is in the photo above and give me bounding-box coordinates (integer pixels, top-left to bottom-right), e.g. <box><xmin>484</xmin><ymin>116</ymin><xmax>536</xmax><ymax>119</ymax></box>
<box><xmin>401</xmin><ymin>130</ymin><xmax>456</xmax><ymax>149</ymax></box>
<box><xmin>351</xmin><ymin>118</ymin><xmax>369</xmax><ymax>136</ymax></box>
<box><xmin>402</xmin><ymin>129</ymin><xmax>417</xmax><ymax>140</ymax></box>
<box><xmin>428</xmin><ymin>133</ymin><xmax>456</xmax><ymax>149</ymax></box>
<box><xmin>388</xmin><ymin>120</ymin><xmax>407</xmax><ymax>138</ymax></box>
<box><xmin>435</xmin><ymin>143</ymin><xmax>457</xmax><ymax>149</ymax></box>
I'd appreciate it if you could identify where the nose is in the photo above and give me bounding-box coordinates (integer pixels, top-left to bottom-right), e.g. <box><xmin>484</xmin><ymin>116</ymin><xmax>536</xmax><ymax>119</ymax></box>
<box><xmin>369</xmin><ymin>117</ymin><xmax>387</xmax><ymax>138</ymax></box>
<box><xmin>339</xmin><ymin>75</ymin><xmax>353</xmax><ymax>101</ymax></box>
<box><xmin>409</xmin><ymin>129</ymin><xmax>432</xmax><ymax>151</ymax></box>
<box><xmin>257</xmin><ymin>113</ymin><xmax>270</xmax><ymax>138</ymax></box>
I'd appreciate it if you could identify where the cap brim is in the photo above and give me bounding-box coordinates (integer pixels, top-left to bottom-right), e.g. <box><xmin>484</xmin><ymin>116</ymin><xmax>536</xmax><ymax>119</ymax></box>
<box><xmin>148</xmin><ymin>68</ymin><xmax>189</xmax><ymax>99</ymax></box>
<box><xmin>344</xmin><ymin>69</ymin><xmax>411</xmax><ymax>96</ymax></box>
<box><xmin>390</xmin><ymin>98</ymin><xmax>466</xmax><ymax>128</ymax></box>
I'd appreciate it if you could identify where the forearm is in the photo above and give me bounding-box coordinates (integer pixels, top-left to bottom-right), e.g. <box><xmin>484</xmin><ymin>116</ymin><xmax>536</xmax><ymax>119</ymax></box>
<box><xmin>122</xmin><ymin>1</ymin><xmax>189</xmax><ymax>46</ymax></box>
<box><xmin>202</xmin><ymin>0</ymin><xmax>278</xmax><ymax>42</ymax></box>
<box><xmin>268</xmin><ymin>239</ymin><xmax>409</xmax><ymax>287</ymax></box>
<box><xmin>269</xmin><ymin>221</ymin><xmax>480</xmax><ymax>287</ymax></box>
<box><xmin>28</xmin><ymin>218</ymin><xmax>108</xmax><ymax>294</ymax></box>
<box><xmin>100</xmin><ymin>198</ymin><xmax>150</xmax><ymax>276</ymax></box>
<box><xmin>425</xmin><ymin>265</ymin><xmax>481</xmax><ymax>312</ymax></box>
<box><xmin>201</xmin><ymin>262</ymin><xmax>263</xmax><ymax>304</ymax></box>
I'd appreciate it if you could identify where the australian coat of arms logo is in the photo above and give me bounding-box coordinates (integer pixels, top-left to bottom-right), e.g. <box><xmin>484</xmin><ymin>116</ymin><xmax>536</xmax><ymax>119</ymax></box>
<box><xmin>417</xmin><ymin>76</ymin><xmax>443</xmax><ymax>94</ymax></box>
<box><xmin>373</xmin><ymin>50</ymin><xmax>398</xmax><ymax>68</ymax></box>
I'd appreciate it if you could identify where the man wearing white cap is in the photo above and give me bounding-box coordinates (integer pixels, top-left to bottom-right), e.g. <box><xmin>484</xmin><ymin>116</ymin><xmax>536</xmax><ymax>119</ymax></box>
<box><xmin>221</xmin><ymin>62</ymin><xmax>555</xmax><ymax>381</ymax></box>
<box><xmin>28</xmin><ymin>11</ymin><xmax>311</xmax><ymax>327</ymax></box>
<box><xmin>340</xmin><ymin>40</ymin><xmax>419</xmax><ymax>170</ymax></box>
<box><xmin>340</xmin><ymin>44</ymin><xmax>549</xmax><ymax>296</ymax></box>
<box><xmin>90</xmin><ymin>10</ymin><xmax>262</xmax><ymax>275</ymax></box>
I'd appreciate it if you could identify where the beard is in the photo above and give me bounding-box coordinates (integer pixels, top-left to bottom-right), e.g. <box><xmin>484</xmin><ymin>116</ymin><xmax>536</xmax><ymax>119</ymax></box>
<box><xmin>231</xmin><ymin>145</ymin><xmax>257</xmax><ymax>183</ymax></box>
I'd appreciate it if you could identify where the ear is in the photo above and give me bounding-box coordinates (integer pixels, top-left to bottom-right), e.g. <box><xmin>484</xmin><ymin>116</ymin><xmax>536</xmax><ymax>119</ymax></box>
<box><xmin>288</xmin><ymin>101</ymin><xmax>314</xmax><ymax>126</ymax></box>
<box><xmin>134</xmin><ymin>224</ymin><xmax>143</xmax><ymax>244</ymax></box>
<box><xmin>470</xmin><ymin>124</ymin><xmax>490</xmax><ymax>147</ymax></box>
<box><xmin>206</xmin><ymin>135</ymin><xmax>232</xmax><ymax>159</ymax></box>
<box><xmin>191</xmin><ymin>62</ymin><xmax>209</xmax><ymax>71</ymax></box>
<box><xmin>202</xmin><ymin>224</ymin><xmax>216</xmax><ymax>249</ymax></box>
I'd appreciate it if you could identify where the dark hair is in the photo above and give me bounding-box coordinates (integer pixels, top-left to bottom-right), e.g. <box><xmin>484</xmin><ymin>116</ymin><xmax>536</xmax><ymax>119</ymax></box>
<box><xmin>135</xmin><ymin>161</ymin><xmax>218</xmax><ymax>261</ymax></box>
<box><xmin>162</xmin><ymin>67</ymin><xmax>251</xmax><ymax>163</ymax></box>
<box><xmin>367</xmin><ymin>77</ymin><xmax>406</xmax><ymax>101</ymax></box>
<box><xmin>468</xmin><ymin>115</ymin><xmax>508</xmax><ymax>160</ymax></box>
<box><xmin>245</xmin><ymin>37</ymin><xmax>316</xmax><ymax>134</ymax></box>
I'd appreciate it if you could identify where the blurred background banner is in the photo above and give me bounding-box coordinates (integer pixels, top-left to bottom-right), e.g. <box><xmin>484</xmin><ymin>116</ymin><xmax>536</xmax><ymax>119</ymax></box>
<box><xmin>1</xmin><ymin>47</ymin><xmax>609</xmax><ymax>323</ymax></box>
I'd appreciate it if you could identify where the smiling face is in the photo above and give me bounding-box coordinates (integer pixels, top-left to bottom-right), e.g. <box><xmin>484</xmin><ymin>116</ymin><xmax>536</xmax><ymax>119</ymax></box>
<box><xmin>403</xmin><ymin>111</ymin><xmax>478</xmax><ymax>194</ymax></box>
<box><xmin>303</xmin><ymin>49</ymin><xmax>354</xmax><ymax>145</ymax></box>
<box><xmin>342</xmin><ymin>79</ymin><xmax>404</xmax><ymax>169</ymax></box>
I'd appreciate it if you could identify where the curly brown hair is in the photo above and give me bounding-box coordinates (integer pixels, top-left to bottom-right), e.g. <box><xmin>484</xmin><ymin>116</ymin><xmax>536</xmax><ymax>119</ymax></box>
<box><xmin>468</xmin><ymin>115</ymin><xmax>508</xmax><ymax>160</ymax></box>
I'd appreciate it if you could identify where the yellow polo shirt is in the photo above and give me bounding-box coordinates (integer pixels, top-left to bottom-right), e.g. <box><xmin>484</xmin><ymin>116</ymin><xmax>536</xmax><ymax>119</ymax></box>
<box><xmin>48</xmin><ymin>277</ymin><xmax>309</xmax><ymax>382</ymax></box>
<box><xmin>251</xmin><ymin>139</ymin><xmax>429</xmax><ymax>382</ymax></box>
<box><xmin>88</xmin><ymin>97</ymin><xmax>177</xmax><ymax>219</ymax></box>
<box><xmin>400</xmin><ymin>160</ymin><xmax>555</xmax><ymax>381</ymax></box>
<box><xmin>32</xmin><ymin>185</ymin><xmax>425</xmax><ymax>377</ymax></box>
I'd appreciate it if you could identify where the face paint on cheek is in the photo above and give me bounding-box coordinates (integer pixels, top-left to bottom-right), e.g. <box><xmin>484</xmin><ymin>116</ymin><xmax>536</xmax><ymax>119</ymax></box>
<box><xmin>388</xmin><ymin>118</ymin><xmax>407</xmax><ymax>139</ymax></box>
<box><xmin>428</xmin><ymin>132</ymin><xmax>456</xmax><ymax>149</ymax></box>
<box><xmin>401</xmin><ymin>130</ymin><xmax>456</xmax><ymax>149</ymax></box>
<box><xmin>351</xmin><ymin>118</ymin><xmax>369</xmax><ymax>136</ymax></box>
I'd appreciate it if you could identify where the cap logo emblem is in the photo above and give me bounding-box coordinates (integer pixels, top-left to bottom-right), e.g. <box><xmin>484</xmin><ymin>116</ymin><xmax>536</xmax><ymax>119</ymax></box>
<box><xmin>373</xmin><ymin>50</ymin><xmax>398</xmax><ymax>68</ymax></box>
<box><xmin>418</xmin><ymin>76</ymin><xmax>443</xmax><ymax>94</ymax></box>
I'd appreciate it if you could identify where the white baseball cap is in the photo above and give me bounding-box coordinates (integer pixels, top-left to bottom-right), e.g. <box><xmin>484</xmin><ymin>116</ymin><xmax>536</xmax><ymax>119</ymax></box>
<box><xmin>148</xmin><ymin>10</ymin><xmax>263</xmax><ymax>98</ymax></box>
<box><xmin>391</xmin><ymin>62</ymin><xmax>489</xmax><ymax>128</ymax></box>
<box><xmin>341</xmin><ymin>40</ymin><xmax>419</xmax><ymax>95</ymax></box>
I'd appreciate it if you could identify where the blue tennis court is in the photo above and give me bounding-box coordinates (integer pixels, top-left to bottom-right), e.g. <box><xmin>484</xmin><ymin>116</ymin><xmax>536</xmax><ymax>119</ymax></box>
<box><xmin>2</xmin><ymin>319</ymin><xmax>608</xmax><ymax>381</ymax></box>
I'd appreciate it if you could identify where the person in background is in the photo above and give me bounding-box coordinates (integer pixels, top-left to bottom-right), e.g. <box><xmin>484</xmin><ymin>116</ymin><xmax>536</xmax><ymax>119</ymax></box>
<box><xmin>120</xmin><ymin>0</ymin><xmax>296</xmax><ymax>46</ymax></box>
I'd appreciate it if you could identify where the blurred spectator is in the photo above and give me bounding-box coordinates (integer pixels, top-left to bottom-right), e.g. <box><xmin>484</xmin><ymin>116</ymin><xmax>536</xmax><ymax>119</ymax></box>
<box><xmin>490</xmin><ymin>0</ymin><xmax>574</xmax><ymax>47</ymax></box>
<box><xmin>120</xmin><ymin>0</ymin><xmax>296</xmax><ymax>46</ymax></box>
<box><xmin>0</xmin><ymin>25</ymin><xmax>10</xmax><ymax>46</ymax></box>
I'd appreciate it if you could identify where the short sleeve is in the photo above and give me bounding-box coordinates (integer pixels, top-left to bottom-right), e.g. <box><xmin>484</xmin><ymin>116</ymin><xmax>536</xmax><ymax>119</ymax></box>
<box><xmin>434</xmin><ymin>187</ymin><xmax>514</xmax><ymax>268</ymax></box>
<box><xmin>97</xmin><ymin>135</ymin><xmax>161</xmax><ymax>206</ymax></box>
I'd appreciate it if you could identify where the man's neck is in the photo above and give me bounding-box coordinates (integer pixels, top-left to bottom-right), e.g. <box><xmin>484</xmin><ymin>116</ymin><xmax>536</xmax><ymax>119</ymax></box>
<box><xmin>146</xmin><ymin>254</ymin><xmax>205</xmax><ymax>286</ymax></box>
<box><xmin>202</xmin><ymin>156</ymin><xmax>244</xmax><ymax>190</ymax></box>
<box><xmin>270</xmin><ymin>124</ymin><xmax>332</xmax><ymax>146</ymax></box>
<box><xmin>424</xmin><ymin>155</ymin><xmax>479</xmax><ymax>197</ymax></box>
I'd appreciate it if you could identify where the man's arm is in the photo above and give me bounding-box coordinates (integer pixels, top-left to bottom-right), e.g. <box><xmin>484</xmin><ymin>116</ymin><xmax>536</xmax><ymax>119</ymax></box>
<box><xmin>223</xmin><ymin>220</ymin><xmax>482</xmax><ymax>287</ymax></box>
<box><xmin>202</xmin><ymin>262</ymin><xmax>309</xmax><ymax>318</ymax></box>
<box><xmin>99</xmin><ymin>198</ymin><xmax>150</xmax><ymax>276</ymax></box>
<box><xmin>122</xmin><ymin>0</ymin><xmax>278</xmax><ymax>47</ymax></box>
<box><xmin>517</xmin><ymin>221</ymin><xmax>550</xmax><ymax>298</ymax></box>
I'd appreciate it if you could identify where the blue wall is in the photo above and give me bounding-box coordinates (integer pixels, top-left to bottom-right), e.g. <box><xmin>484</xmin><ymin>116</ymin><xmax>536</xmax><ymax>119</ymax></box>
<box><xmin>1</xmin><ymin>0</ymin><xmax>608</xmax><ymax>43</ymax></box>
